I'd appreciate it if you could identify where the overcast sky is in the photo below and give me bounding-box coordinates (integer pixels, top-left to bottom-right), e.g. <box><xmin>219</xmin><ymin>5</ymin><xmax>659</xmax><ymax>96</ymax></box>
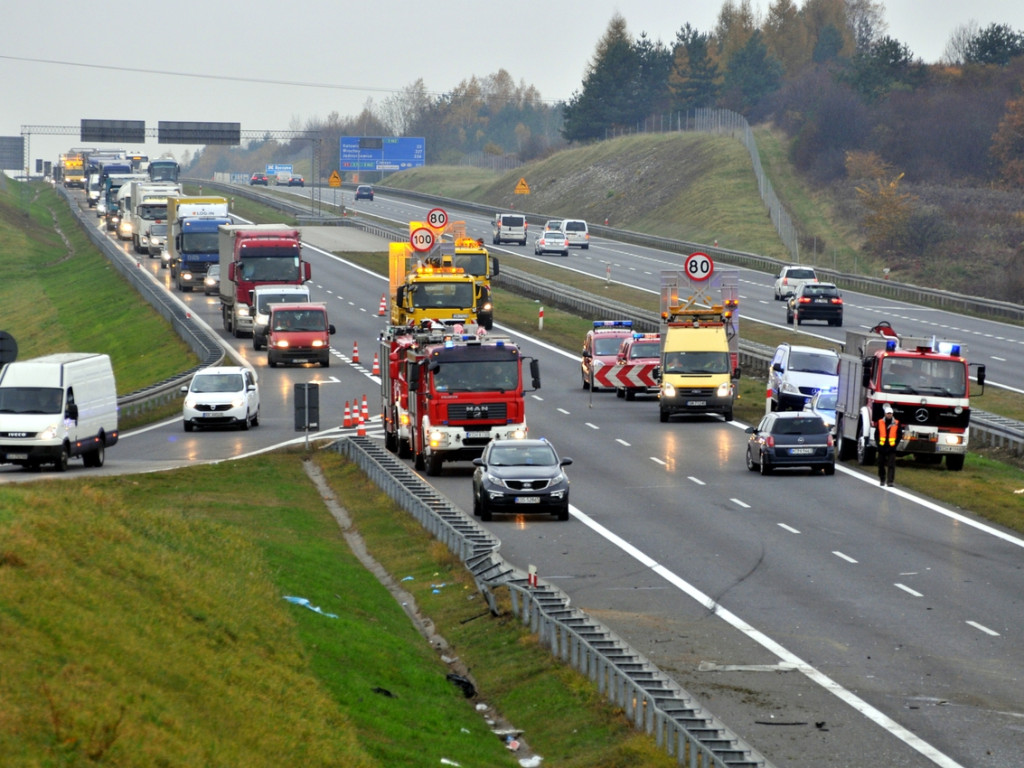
<box><xmin>4</xmin><ymin>0</ymin><xmax>1024</xmax><ymax>172</ymax></box>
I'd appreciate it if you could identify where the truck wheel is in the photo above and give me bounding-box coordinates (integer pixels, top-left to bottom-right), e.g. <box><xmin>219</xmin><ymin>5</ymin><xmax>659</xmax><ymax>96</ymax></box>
<box><xmin>414</xmin><ymin>450</ymin><xmax>425</xmax><ymax>471</ymax></box>
<box><xmin>836</xmin><ymin>417</ymin><xmax>855</xmax><ymax>460</ymax></box>
<box><xmin>320</xmin><ymin>355</ymin><xmax>330</xmax><ymax>368</ymax></box>
<box><xmin>723</xmin><ymin>408</ymin><xmax>734</xmax><ymax>422</ymax></box>
<box><xmin>426</xmin><ymin>452</ymin><xmax>443</xmax><ymax>476</ymax></box>
<box><xmin>252</xmin><ymin>335</ymin><xmax>261</xmax><ymax>351</ymax></box>
<box><xmin>398</xmin><ymin>439</ymin><xmax>412</xmax><ymax>459</ymax></box>
<box><xmin>268</xmin><ymin>357</ymin><xmax>277</xmax><ymax>368</ymax></box>
<box><xmin>659</xmin><ymin>409</ymin><xmax>669</xmax><ymax>423</ymax></box>
<box><xmin>856</xmin><ymin>426</ymin><xmax>875</xmax><ymax>465</ymax></box>
<box><xmin>946</xmin><ymin>454</ymin><xmax>965</xmax><ymax>471</ymax></box>
<box><xmin>384</xmin><ymin>430</ymin><xmax>398</xmax><ymax>453</ymax></box>
<box><xmin>84</xmin><ymin>443</ymin><xmax>104</xmax><ymax>468</ymax></box>
<box><xmin>55</xmin><ymin>444</ymin><xmax>69</xmax><ymax>472</ymax></box>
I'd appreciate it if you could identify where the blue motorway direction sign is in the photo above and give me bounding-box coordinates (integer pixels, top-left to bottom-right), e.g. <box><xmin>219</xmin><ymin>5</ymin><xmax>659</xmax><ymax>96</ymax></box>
<box><xmin>340</xmin><ymin>136</ymin><xmax>425</xmax><ymax>172</ymax></box>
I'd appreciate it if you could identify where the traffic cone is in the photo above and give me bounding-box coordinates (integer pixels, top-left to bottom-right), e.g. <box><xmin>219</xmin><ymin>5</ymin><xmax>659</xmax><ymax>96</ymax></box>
<box><xmin>361</xmin><ymin>394</ymin><xmax>369</xmax><ymax>421</ymax></box>
<box><xmin>377</xmin><ymin>295</ymin><xmax>387</xmax><ymax>316</ymax></box>
<box><xmin>356</xmin><ymin>412</ymin><xmax>366</xmax><ymax>437</ymax></box>
<box><xmin>371</xmin><ymin>352</ymin><xmax>380</xmax><ymax>376</ymax></box>
<box><xmin>343</xmin><ymin>401</ymin><xmax>352</xmax><ymax>428</ymax></box>
<box><xmin>352</xmin><ymin>340</ymin><xmax>360</xmax><ymax>363</ymax></box>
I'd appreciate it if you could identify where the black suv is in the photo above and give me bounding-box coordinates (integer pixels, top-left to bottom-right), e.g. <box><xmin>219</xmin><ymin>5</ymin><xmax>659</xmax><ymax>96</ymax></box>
<box><xmin>472</xmin><ymin>438</ymin><xmax>572</xmax><ymax>521</ymax></box>
<box><xmin>787</xmin><ymin>282</ymin><xmax>843</xmax><ymax>326</ymax></box>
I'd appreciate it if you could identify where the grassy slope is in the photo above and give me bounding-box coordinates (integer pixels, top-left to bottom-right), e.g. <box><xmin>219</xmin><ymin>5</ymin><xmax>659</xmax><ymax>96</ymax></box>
<box><xmin>0</xmin><ymin>178</ymin><xmax>196</xmax><ymax>394</ymax></box>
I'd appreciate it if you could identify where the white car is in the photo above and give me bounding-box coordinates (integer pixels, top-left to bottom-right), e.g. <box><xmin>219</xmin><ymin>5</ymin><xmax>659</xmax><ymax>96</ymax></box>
<box><xmin>773</xmin><ymin>265</ymin><xmax>817</xmax><ymax>301</ymax></box>
<box><xmin>534</xmin><ymin>231</ymin><xmax>570</xmax><ymax>256</ymax></box>
<box><xmin>181</xmin><ymin>366</ymin><xmax>260</xmax><ymax>432</ymax></box>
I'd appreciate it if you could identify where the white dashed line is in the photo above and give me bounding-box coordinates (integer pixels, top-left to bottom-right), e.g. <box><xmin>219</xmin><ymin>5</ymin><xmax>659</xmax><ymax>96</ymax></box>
<box><xmin>833</xmin><ymin>551</ymin><xmax>858</xmax><ymax>564</ymax></box>
<box><xmin>895</xmin><ymin>583</ymin><xmax>923</xmax><ymax>597</ymax></box>
<box><xmin>615</xmin><ymin>438</ymin><xmax>631</xmax><ymax>447</ymax></box>
<box><xmin>731</xmin><ymin>498</ymin><xmax>750</xmax><ymax>508</ymax></box>
<box><xmin>966</xmin><ymin>621</ymin><xmax>1000</xmax><ymax>637</ymax></box>
<box><xmin>778</xmin><ymin>523</ymin><xmax>800</xmax><ymax>534</ymax></box>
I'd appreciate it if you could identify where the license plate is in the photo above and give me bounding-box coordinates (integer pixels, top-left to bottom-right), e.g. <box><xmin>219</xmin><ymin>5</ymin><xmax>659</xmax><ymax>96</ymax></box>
<box><xmin>6</xmin><ymin>452</ymin><xmax>28</xmax><ymax>460</ymax></box>
<box><xmin>466</xmin><ymin>431</ymin><xmax>491</xmax><ymax>438</ymax></box>
<box><xmin>293</xmin><ymin>358</ymin><xmax>309</xmax><ymax>363</ymax></box>
<box><xmin>202</xmin><ymin>412</ymin><xmax>216</xmax><ymax>418</ymax></box>
<box><xmin>685</xmin><ymin>400</ymin><xmax>707</xmax><ymax>406</ymax></box>
<box><xmin>789</xmin><ymin>447</ymin><xmax>814</xmax><ymax>455</ymax></box>
<box><xmin>515</xmin><ymin>497</ymin><xmax>541</xmax><ymax>504</ymax></box>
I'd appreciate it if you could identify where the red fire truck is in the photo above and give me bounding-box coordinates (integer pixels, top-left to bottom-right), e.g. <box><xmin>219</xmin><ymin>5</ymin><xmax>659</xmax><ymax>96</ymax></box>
<box><xmin>379</xmin><ymin>325</ymin><xmax>540</xmax><ymax>475</ymax></box>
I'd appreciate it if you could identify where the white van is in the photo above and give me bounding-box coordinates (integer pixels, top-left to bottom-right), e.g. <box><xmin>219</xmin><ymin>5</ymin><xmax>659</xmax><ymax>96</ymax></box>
<box><xmin>0</xmin><ymin>353</ymin><xmax>119</xmax><ymax>471</ymax></box>
<box><xmin>561</xmin><ymin>219</ymin><xmax>590</xmax><ymax>249</ymax></box>
<box><xmin>250</xmin><ymin>284</ymin><xmax>312</xmax><ymax>350</ymax></box>
<box><xmin>492</xmin><ymin>213</ymin><xmax>527</xmax><ymax>246</ymax></box>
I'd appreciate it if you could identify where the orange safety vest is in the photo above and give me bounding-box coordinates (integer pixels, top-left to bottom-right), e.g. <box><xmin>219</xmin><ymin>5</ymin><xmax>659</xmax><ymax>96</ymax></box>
<box><xmin>877</xmin><ymin>418</ymin><xmax>899</xmax><ymax>447</ymax></box>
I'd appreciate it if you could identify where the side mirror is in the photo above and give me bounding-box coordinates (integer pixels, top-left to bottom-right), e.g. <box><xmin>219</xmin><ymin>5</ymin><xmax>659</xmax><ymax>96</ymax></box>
<box><xmin>772</xmin><ymin>362</ymin><xmax>783</xmax><ymax>373</ymax></box>
<box><xmin>66</xmin><ymin>403</ymin><xmax>79</xmax><ymax>422</ymax></box>
<box><xmin>560</xmin><ymin>457</ymin><xmax>573</xmax><ymax>467</ymax></box>
<box><xmin>529</xmin><ymin>358</ymin><xmax>541</xmax><ymax>391</ymax></box>
<box><xmin>976</xmin><ymin>364</ymin><xmax>986</xmax><ymax>386</ymax></box>
<box><xmin>328</xmin><ymin>324</ymin><xmax>336</xmax><ymax>335</ymax></box>
<box><xmin>652</xmin><ymin>366</ymin><xmax>661</xmax><ymax>382</ymax></box>
<box><xmin>472</xmin><ymin>458</ymin><xmax>485</xmax><ymax>467</ymax></box>
<box><xmin>733</xmin><ymin>366</ymin><xmax>742</xmax><ymax>379</ymax></box>
<box><xmin>492</xmin><ymin>257</ymin><xmax>499</xmax><ymax>276</ymax></box>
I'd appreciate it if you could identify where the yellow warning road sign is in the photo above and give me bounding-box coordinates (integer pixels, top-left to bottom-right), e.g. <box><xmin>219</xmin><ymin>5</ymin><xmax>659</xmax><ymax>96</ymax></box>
<box><xmin>514</xmin><ymin>177</ymin><xmax>530</xmax><ymax>194</ymax></box>
<box><xmin>328</xmin><ymin>170</ymin><xmax>341</xmax><ymax>188</ymax></box>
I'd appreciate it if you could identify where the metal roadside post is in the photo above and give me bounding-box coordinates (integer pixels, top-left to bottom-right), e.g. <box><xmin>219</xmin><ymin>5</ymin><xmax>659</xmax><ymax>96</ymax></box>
<box><xmin>294</xmin><ymin>382</ymin><xmax>320</xmax><ymax>449</ymax></box>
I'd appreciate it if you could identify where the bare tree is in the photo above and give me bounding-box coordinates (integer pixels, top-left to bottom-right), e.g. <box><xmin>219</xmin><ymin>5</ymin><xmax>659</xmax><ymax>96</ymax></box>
<box><xmin>942</xmin><ymin>21</ymin><xmax>979</xmax><ymax>65</ymax></box>
<box><xmin>845</xmin><ymin>0</ymin><xmax>887</xmax><ymax>53</ymax></box>
<box><xmin>378</xmin><ymin>79</ymin><xmax>431</xmax><ymax>136</ymax></box>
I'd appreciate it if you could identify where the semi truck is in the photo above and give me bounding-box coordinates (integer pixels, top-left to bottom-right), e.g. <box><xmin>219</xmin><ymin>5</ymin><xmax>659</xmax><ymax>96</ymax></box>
<box><xmin>128</xmin><ymin>181</ymin><xmax>182</xmax><ymax>255</ymax></box>
<box><xmin>379</xmin><ymin>325</ymin><xmax>539</xmax><ymax>475</ymax></box>
<box><xmin>218</xmin><ymin>224</ymin><xmax>309</xmax><ymax>338</ymax></box>
<box><xmin>835</xmin><ymin>321</ymin><xmax>982</xmax><ymax>471</ymax></box>
<box><xmin>59</xmin><ymin>153</ymin><xmax>86</xmax><ymax>188</ymax></box>
<box><xmin>167</xmin><ymin>197</ymin><xmax>230</xmax><ymax>291</ymax></box>
<box><xmin>147</xmin><ymin>158</ymin><xmax>180</xmax><ymax>183</ymax></box>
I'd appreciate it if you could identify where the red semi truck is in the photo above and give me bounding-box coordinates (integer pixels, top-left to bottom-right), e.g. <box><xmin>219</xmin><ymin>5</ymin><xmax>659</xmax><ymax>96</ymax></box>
<box><xmin>379</xmin><ymin>325</ymin><xmax>540</xmax><ymax>475</ymax></box>
<box><xmin>217</xmin><ymin>224</ymin><xmax>310</xmax><ymax>338</ymax></box>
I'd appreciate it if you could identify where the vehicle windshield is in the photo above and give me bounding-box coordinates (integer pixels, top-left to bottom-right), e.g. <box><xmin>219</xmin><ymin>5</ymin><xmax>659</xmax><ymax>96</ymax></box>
<box><xmin>772</xmin><ymin>416</ymin><xmax>827</xmax><ymax>435</ymax></box>
<box><xmin>662</xmin><ymin>350</ymin><xmax>730</xmax><ymax>375</ymax></box>
<box><xmin>785</xmin><ymin>268</ymin><xmax>815</xmax><ymax>280</ymax></box>
<box><xmin>433</xmin><ymin>361</ymin><xmax>519</xmax><ymax>392</ymax></box>
<box><xmin>814</xmin><ymin>393</ymin><xmax>838</xmax><ymax>411</ymax></box>
<box><xmin>272</xmin><ymin>310</ymin><xmax>326</xmax><ymax>332</ymax></box>
<box><xmin>138</xmin><ymin>204</ymin><xmax>166</xmax><ymax>220</ymax></box>
<box><xmin>880</xmin><ymin>357</ymin><xmax>966</xmax><ymax>396</ymax></box>
<box><xmin>629</xmin><ymin>341</ymin><xmax>660</xmax><ymax>359</ymax></box>
<box><xmin>0</xmin><ymin>387</ymin><xmax>63</xmax><ymax>414</ymax></box>
<box><xmin>191</xmin><ymin>374</ymin><xmax>244</xmax><ymax>393</ymax></box>
<box><xmin>410</xmin><ymin>282</ymin><xmax>474</xmax><ymax>309</ymax></box>
<box><xmin>257</xmin><ymin>293</ymin><xmax>306</xmax><ymax>313</ymax></box>
<box><xmin>789</xmin><ymin>350</ymin><xmax>838</xmax><ymax>375</ymax></box>
<box><xmin>593</xmin><ymin>337</ymin><xmax>624</xmax><ymax>356</ymax></box>
<box><xmin>238</xmin><ymin>255</ymin><xmax>301</xmax><ymax>282</ymax></box>
<box><xmin>487</xmin><ymin>444</ymin><xmax>557</xmax><ymax>467</ymax></box>
<box><xmin>180</xmin><ymin>232</ymin><xmax>220</xmax><ymax>254</ymax></box>
<box><xmin>150</xmin><ymin>223</ymin><xmax>167</xmax><ymax>235</ymax></box>
<box><xmin>452</xmin><ymin>253</ymin><xmax>487</xmax><ymax>276</ymax></box>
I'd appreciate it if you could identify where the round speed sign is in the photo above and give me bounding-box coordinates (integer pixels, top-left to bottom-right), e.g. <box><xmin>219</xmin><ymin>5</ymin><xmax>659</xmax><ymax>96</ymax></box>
<box><xmin>684</xmin><ymin>252</ymin><xmax>714</xmax><ymax>281</ymax></box>
<box><xmin>410</xmin><ymin>227</ymin><xmax>435</xmax><ymax>252</ymax></box>
<box><xmin>426</xmin><ymin>207</ymin><xmax>448</xmax><ymax>230</ymax></box>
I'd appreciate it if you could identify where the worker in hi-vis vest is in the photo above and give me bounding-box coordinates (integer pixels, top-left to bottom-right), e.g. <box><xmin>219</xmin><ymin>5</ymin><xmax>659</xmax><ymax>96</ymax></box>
<box><xmin>875</xmin><ymin>403</ymin><xmax>904</xmax><ymax>487</ymax></box>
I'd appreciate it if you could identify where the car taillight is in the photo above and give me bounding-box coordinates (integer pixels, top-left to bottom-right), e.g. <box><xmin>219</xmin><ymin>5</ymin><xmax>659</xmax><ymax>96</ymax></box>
<box><xmin>831</xmin><ymin>297</ymin><xmax>843</xmax><ymax>304</ymax></box>
<box><xmin>826</xmin><ymin>434</ymin><xmax>834</xmax><ymax>446</ymax></box>
<box><xmin>799</xmin><ymin>297</ymin><xmax>812</xmax><ymax>304</ymax></box>
<box><xmin>765</xmin><ymin>436</ymin><xmax>775</xmax><ymax>448</ymax></box>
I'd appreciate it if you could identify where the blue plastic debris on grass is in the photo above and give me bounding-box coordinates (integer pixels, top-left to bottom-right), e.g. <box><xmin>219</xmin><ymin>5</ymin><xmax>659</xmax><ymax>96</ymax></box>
<box><xmin>283</xmin><ymin>596</ymin><xmax>338</xmax><ymax>618</ymax></box>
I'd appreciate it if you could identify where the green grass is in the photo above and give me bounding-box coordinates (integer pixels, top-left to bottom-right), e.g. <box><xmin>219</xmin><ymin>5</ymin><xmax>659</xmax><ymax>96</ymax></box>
<box><xmin>0</xmin><ymin>449</ymin><xmax>677</xmax><ymax>767</ymax></box>
<box><xmin>0</xmin><ymin>179</ymin><xmax>196</xmax><ymax>395</ymax></box>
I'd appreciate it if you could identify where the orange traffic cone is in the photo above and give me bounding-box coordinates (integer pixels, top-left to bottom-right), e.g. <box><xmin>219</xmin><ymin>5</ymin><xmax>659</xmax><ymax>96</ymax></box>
<box><xmin>343</xmin><ymin>401</ymin><xmax>352</xmax><ymax>428</ymax></box>
<box><xmin>361</xmin><ymin>394</ymin><xmax>369</xmax><ymax>421</ymax></box>
<box><xmin>377</xmin><ymin>295</ymin><xmax>387</xmax><ymax>316</ymax></box>
<box><xmin>371</xmin><ymin>352</ymin><xmax>380</xmax><ymax>376</ymax></box>
<box><xmin>352</xmin><ymin>340</ymin><xmax>360</xmax><ymax>363</ymax></box>
<box><xmin>356</xmin><ymin>412</ymin><xmax>366</xmax><ymax>437</ymax></box>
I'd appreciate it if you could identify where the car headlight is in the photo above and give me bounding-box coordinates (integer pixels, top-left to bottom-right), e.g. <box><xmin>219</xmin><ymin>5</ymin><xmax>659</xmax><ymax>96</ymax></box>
<box><xmin>181</xmin><ymin>271</ymin><xmax>193</xmax><ymax>281</ymax></box>
<box><xmin>662</xmin><ymin>383</ymin><xmax>677</xmax><ymax>397</ymax></box>
<box><xmin>230</xmin><ymin>395</ymin><xmax>246</xmax><ymax>409</ymax></box>
<box><xmin>716</xmin><ymin>381</ymin><xmax>733</xmax><ymax>397</ymax></box>
<box><xmin>237</xmin><ymin>306</ymin><xmax>250</xmax><ymax>317</ymax></box>
<box><xmin>781</xmin><ymin>381</ymin><xmax>801</xmax><ymax>394</ymax></box>
<box><xmin>274</xmin><ymin>340</ymin><xmax>290</xmax><ymax>348</ymax></box>
<box><xmin>509</xmin><ymin>427</ymin><xmax>527</xmax><ymax>440</ymax></box>
<box><xmin>311</xmin><ymin>340</ymin><xmax>325</xmax><ymax>347</ymax></box>
<box><xmin>184</xmin><ymin>396</ymin><xmax>198</xmax><ymax>409</ymax></box>
<box><xmin>40</xmin><ymin>423</ymin><xmax>59</xmax><ymax>440</ymax></box>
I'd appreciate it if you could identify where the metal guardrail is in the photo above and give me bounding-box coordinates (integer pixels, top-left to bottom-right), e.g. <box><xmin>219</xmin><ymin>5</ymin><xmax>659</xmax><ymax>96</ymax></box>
<box><xmin>334</xmin><ymin>436</ymin><xmax>769</xmax><ymax>768</ymax></box>
<box><xmin>58</xmin><ymin>187</ymin><xmax>224</xmax><ymax>419</ymax></box>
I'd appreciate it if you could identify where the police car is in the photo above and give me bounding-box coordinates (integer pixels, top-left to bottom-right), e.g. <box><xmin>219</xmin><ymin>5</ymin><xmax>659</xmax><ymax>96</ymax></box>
<box><xmin>614</xmin><ymin>332</ymin><xmax>661</xmax><ymax>400</ymax></box>
<box><xmin>581</xmin><ymin>320</ymin><xmax>634</xmax><ymax>391</ymax></box>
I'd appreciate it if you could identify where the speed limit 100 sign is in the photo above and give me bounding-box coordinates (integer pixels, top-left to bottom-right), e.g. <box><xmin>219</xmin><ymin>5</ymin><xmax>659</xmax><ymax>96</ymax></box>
<box><xmin>426</xmin><ymin>207</ymin><xmax>448</xmax><ymax>230</ymax></box>
<box><xmin>684</xmin><ymin>252</ymin><xmax>714</xmax><ymax>281</ymax></box>
<box><xmin>410</xmin><ymin>227</ymin><xmax>435</xmax><ymax>252</ymax></box>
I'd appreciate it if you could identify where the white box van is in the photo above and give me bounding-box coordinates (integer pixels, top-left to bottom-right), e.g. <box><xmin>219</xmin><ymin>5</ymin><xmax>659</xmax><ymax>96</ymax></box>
<box><xmin>250</xmin><ymin>284</ymin><xmax>313</xmax><ymax>350</ymax></box>
<box><xmin>561</xmin><ymin>219</ymin><xmax>590</xmax><ymax>249</ymax></box>
<box><xmin>0</xmin><ymin>353</ymin><xmax>119</xmax><ymax>471</ymax></box>
<box><xmin>492</xmin><ymin>213</ymin><xmax>527</xmax><ymax>246</ymax></box>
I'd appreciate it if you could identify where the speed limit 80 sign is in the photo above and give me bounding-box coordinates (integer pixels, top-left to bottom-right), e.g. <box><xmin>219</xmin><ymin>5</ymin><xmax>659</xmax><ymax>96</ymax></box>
<box><xmin>684</xmin><ymin>252</ymin><xmax>714</xmax><ymax>281</ymax></box>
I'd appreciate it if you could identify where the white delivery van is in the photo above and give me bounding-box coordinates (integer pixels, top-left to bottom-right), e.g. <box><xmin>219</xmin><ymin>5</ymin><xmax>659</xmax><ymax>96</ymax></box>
<box><xmin>250</xmin><ymin>284</ymin><xmax>313</xmax><ymax>350</ymax></box>
<box><xmin>0</xmin><ymin>353</ymin><xmax>119</xmax><ymax>472</ymax></box>
<box><xmin>560</xmin><ymin>219</ymin><xmax>590</xmax><ymax>249</ymax></box>
<box><xmin>492</xmin><ymin>212</ymin><xmax>527</xmax><ymax>246</ymax></box>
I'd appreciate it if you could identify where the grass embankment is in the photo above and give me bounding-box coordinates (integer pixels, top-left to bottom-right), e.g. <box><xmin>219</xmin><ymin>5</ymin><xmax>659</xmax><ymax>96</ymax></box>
<box><xmin>0</xmin><ymin>451</ymin><xmax>674</xmax><ymax>767</ymax></box>
<box><xmin>0</xmin><ymin>178</ymin><xmax>198</xmax><ymax>430</ymax></box>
